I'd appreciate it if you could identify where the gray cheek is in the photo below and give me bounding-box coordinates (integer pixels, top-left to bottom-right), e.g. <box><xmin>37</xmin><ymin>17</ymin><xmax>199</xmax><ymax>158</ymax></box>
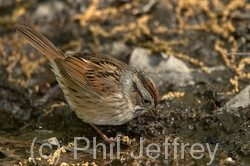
<box><xmin>135</xmin><ymin>108</ymin><xmax>147</xmax><ymax>116</ymax></box>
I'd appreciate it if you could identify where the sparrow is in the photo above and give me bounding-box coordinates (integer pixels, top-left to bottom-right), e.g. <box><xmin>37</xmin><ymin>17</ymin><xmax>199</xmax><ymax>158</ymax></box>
<box><xmin>16</xmin><ymin>24</ymin><xmax>158</xmax><ymax>144</ymax></box>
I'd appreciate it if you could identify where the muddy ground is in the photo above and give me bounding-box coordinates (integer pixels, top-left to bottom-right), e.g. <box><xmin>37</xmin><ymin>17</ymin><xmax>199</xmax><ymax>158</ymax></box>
<box><xmin>0</xmin><ymin>0</ymin><xmax>250</xmax><ymax>165</ymax></box>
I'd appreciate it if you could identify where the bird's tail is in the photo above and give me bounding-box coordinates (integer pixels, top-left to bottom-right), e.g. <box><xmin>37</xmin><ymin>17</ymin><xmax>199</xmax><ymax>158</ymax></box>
<box><xmin>16</xmin><ymin>24</ymin><xmax>66</xmax><ymax>61</ymax></box>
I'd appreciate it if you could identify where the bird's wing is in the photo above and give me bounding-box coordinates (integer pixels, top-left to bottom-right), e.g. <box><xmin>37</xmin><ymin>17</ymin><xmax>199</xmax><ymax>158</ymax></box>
<box><xmin>54</xmin><ymin>54</ymin><xmax>125</xmax><ymax>97</ymax></box>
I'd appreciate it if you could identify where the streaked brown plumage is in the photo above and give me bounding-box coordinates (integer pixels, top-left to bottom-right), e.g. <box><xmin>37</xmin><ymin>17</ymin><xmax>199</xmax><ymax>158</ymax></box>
<box><xmin>16</xmin><ymin>24</ymin><xmax>158</xmax><ymax>143</ymax></box>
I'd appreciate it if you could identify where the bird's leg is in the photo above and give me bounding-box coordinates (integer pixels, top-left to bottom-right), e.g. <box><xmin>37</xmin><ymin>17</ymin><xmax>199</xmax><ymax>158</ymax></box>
<box><xmin>89</xmin><ymin>123</ymin><xmax>116</xmax><ymax>146</ymax></box>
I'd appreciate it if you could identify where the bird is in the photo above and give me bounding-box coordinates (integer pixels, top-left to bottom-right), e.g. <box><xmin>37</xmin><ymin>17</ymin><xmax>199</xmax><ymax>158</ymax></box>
<box><xmin>16</xmin><ymin>24</ymin><xmax>158</xmax><ymax>144</ymax></box>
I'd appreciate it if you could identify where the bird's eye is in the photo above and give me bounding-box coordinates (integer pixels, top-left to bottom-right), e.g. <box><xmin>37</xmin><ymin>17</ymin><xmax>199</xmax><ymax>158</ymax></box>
<box><xmin>143</xmin><ymin>99</ymin><xmax>151</xmax><ymax>105</ymax></box>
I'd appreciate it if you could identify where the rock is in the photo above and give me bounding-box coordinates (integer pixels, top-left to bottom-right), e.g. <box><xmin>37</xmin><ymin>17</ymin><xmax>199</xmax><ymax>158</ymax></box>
<box><xmin>214</xmin><ymin>85</ymin><xmax>250</xmax><ymax>134</ymax></box>
<box><xmin>109</xmin><ymin>42</ymin><xmax>131</xmax><ymax>62</ymax></box>
<box><xmin>129</xmin><ymin>47</ymin><xmax>194</xmax><ymax>88</ymax></box>
<box><xmin>215</xmin><ymin>107</ymin><xmax>242</xmax><ymax>134</ymax></box>
<box><xmin>32</xmin><ymin>1</ymin><xmax>65</xmax><ymax>23</ymax></box>
<box><xmin>102</xmin><ymin>42</ymin><xmax>131</xmax><ymax>63</ymax></box>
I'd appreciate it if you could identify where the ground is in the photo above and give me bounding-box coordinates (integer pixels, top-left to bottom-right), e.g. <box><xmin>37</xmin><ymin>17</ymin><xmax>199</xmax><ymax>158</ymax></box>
<box><xmin>0</xmin><ymin>0</ymin><xmax>250</xmax><ymax>165</ymax></box>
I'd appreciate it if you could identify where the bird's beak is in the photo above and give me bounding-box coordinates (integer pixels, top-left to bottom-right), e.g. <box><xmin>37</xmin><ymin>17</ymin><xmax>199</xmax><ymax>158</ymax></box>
<box><xmin>148</xmin><ymin>108</ymin><xmax>157</xmax><ymax>118</ymax></box>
